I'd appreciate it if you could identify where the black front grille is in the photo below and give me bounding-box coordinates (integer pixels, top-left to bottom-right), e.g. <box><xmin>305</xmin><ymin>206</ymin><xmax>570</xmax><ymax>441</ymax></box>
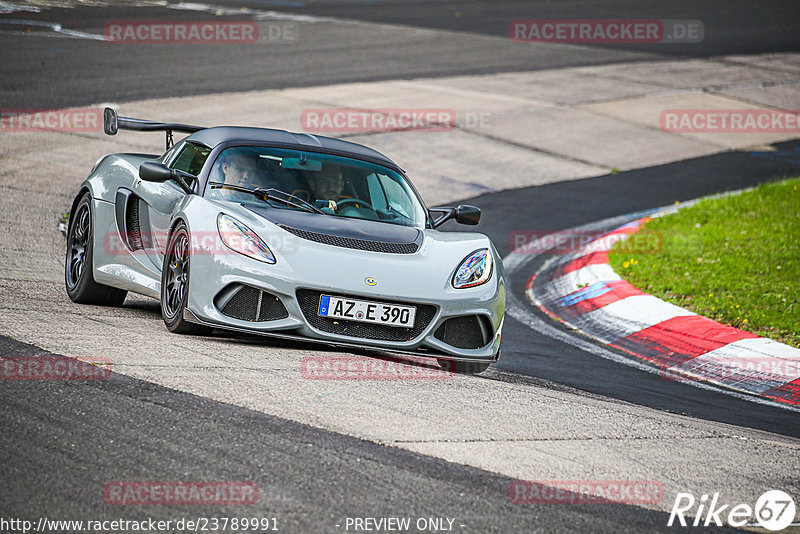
<box><xmin>218</xmin><ymin>285</ymin><xmax>289</xmax><ymax>322</ymax></box>
<box><xmin>280</xmin><ymin>225</ymin><xmax>419</xmax><ymax>254</ymax></box>
<box><xmin>433</xmin><ymin>315</ymin><xmax>492</xmax><ymax>349</ymax></box>
<box><xmin>296</xmin><ymin>289</ymin><xmax>436</xmax><ymax>342</ymax></box>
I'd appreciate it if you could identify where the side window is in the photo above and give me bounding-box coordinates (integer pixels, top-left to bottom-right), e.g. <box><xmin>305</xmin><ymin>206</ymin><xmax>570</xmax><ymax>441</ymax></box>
<box><xmin>379</xmin><ymin>174</ymin><xmax>413</xmax><ymax>218</ymax></box>
<box><xmin>366</xmin><ymin>173</ymin><xmax>389</xmax><ymax>210</ymax></box>
<box><xmin>170</xmin><ymin>143</ymin><xmax>210</xmax><ymax>176</ymax></box>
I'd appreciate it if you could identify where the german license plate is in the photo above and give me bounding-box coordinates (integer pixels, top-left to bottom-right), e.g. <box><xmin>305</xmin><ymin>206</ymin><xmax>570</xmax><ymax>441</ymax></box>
<box><xmin>317</xmin><ymin>295</ymin><xmax>416</xmax><ymax>328</ymax></box>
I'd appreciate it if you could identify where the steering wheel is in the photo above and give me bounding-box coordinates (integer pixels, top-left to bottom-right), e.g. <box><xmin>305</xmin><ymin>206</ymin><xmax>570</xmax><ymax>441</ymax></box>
<box><xmin>335</xmin><ymin>198</ymin><xmax>376</xmax><ymax>212</ymax></box>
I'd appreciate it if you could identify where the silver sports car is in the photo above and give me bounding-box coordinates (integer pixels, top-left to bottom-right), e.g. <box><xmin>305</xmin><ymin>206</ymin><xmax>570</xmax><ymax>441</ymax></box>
<box><xmin>65</xmin><ymin>108</ymin><xmax>505</xmax><ymax>373</ymax></box>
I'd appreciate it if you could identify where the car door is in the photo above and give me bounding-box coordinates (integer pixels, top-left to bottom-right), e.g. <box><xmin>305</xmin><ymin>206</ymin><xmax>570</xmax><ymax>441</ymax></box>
<box><xmin>135</xmin><ymin>141</ymin><xmax>211</xmax><ymax>271</ymax></box>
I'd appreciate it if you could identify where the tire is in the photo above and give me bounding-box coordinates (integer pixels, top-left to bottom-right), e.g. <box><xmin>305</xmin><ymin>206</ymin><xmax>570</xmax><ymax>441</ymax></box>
<box><xmin>160</xmin><ymin>221</ymin><xmax>212</xmax><ymax>335</ymax></box>
<box><xmin>438</xmin><ymin>358</ymin><xmax>491</xmax><ymax>375</ymax></box>
<box><xmin>65</xmin><ymin>193</ymin><xmax>128</xmax><ymax>306</ymax></box>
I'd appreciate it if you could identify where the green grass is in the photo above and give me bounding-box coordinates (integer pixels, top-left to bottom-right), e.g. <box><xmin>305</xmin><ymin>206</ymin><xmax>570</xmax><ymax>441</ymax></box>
<box><xmin>608</xmin><ymin>177</ymin><xmax>800</xmax><ymax>348</ymax></box>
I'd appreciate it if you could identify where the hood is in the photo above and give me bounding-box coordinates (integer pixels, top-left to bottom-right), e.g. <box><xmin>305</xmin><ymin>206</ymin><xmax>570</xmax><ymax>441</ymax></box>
<box><xmin>185</xmin><ymin>197</ymin><xmax>498</xmax><ymax>301</ymax></box>
<box><xmin>242</xmin><ymin>204</ymin><xmax>423</xmax><ymax>253</ymax></box>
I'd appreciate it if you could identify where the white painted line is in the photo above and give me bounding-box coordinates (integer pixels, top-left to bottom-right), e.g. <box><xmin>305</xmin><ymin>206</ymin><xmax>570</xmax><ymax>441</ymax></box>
<box><xmin>0</xmin><ymin>19</ymin><xmax>106</xmax><ymax>40</ymax></box>
<box><xmin>167</xmin><ymin>2</ymin><xmax>334</xmax><ymax>23</ymax></box>
<box><xmin>0</xmin><ymin>2</ymin><xmax>39</xmax><ymax>14</ymax></box>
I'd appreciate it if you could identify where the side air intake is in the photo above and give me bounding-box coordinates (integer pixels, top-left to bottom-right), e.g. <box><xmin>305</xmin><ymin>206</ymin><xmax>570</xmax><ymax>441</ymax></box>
<box><xmin>215</xmin><ymin>285</ymin><xmax>288</xmax><ymax>322</ymax></box>
<box><xmin>433</xmin><ymin>315</ymin><xmax>493</xmax><ymax>349</ymax></box>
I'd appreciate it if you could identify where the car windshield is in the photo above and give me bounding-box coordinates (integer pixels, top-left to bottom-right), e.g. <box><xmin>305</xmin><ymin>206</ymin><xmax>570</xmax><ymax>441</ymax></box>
<box><xmin>205</xmin><ymin>146</ymin><xmax>427</xmax><ymax>228</ymax></box>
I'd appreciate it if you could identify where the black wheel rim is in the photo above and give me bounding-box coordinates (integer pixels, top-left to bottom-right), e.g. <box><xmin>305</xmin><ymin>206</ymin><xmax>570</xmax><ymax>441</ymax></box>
<box><xmin>164</xmin><ymin>232</ymin><xmax>189</xmax><ymax>318</ymax></box>
<box><xmin>66</xmin><ymin>203</ymin><xmax>90</xmax><ymax>289</ymax></box>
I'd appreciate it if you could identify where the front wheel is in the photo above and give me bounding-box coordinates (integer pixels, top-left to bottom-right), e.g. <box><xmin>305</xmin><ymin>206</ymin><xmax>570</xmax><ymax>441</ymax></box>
<box><xmin>438</xmin><ymin>358</ymin><xmax>491</xmax><ymax>375</ymax></box>
<box><xmin>65</xmin><ymin>193</ymin><xmax>128</xmax><ymax>306</ymax></box>
<box><xmin>160</xmin><ymin>221</ymin><xmax>212</xmax><ymax>335</ymax></box>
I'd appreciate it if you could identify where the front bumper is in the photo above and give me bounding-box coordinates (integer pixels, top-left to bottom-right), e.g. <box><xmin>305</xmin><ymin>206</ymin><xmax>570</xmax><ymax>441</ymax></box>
<box><xmin>185</xmin><ymin>235</ymin><xmax>505</xmax><ymax>362</ymax></box>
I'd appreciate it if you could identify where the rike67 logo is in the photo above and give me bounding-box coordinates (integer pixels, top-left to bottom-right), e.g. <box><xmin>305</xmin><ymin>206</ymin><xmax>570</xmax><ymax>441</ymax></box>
<box><xmin>669</xmin><ymin>490</ymin><xmax>796</xmax><ymax>530</ymax></box>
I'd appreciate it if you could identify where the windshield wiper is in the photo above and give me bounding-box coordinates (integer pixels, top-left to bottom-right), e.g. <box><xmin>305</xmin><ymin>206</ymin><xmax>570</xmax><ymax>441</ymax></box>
<box><xmin>208</xmin><ymin>182</ymin><xmax>326</xmax><ymax>215</ymax></box>
<box><xmin>258</xmin><ymin>187</ymin><xmax>328</xmax><ymax>215</ymax></box>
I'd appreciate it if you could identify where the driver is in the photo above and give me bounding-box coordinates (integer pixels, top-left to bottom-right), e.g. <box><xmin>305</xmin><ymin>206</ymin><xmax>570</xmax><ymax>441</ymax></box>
<box><xmin>209</xmin><ymin>149</ymin><xmax>272</xmax><ymax>201</ymax></box>
<box><xmin>309</xmin><ymin>164</ymin><xmax>346</xmax><ymax>212</ymax></box>
<box><xmin>220</xmin><ymin>150</ymin><xmax>260</xmax><ymax>188</ymax></box>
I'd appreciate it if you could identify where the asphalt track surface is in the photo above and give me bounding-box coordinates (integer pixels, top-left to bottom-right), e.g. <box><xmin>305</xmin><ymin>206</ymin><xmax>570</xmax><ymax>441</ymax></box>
<box><xmin>3</xmin><ymin>0</ymin><xmax>800</xmax><ymax>108</ymax></box>
<box><xmin>2</xmin><ymin>1</ymin><xmax>800</xmax><ymax>531</ymax></box>
<box><xmin>243</xmin><ymin>0</ymin><xmax>800</xmax><ymax>56</ymax></box>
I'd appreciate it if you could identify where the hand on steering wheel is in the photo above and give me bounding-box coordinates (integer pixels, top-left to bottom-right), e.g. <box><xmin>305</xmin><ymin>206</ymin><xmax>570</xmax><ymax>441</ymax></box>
<box><xmin>334</xmin><ymin>198</ymin><xmax>376</xmax><ymax>211</ymax></box>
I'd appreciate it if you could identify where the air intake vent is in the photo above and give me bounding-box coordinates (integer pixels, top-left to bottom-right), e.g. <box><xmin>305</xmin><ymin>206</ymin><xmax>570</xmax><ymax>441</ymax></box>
<box><xmin>296</xmin><ymin>289</ymin><xmax>436</xmax><ymax>341</ymax></box>
<box><xmin>126</xmin><ymin>197</ymin><xmax>143</xmax><ymax>250</ymax></box>
<box><xmin>280</xmin><ymin>225</ymin><xmax>419</xmax><ymax>254</ymax></box>
<box><xmin>433</xmin><ymin>316</ymin><xmax>492</xmax><ymax>349</ymax></box>
<box><xmin>216</xmin><ymin>285</ymin><xmax>289</xmax><ymax>322</ymax></box>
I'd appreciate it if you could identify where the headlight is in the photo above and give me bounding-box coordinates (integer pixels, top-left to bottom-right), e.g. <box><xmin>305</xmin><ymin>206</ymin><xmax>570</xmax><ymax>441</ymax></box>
<box><xmin>452</xmin><ymin>248</ymin><xmax>493</xmax><ymax>289</ymax></box>
<box><xmin>217</xmin><ymin>214</ymin><xmax>276</xmax><ymax>264</ymax></box>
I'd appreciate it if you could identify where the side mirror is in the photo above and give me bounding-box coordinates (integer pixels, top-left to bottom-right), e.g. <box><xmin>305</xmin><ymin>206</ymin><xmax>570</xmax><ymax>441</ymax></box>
<box><xmin>103</xmin><ymin>107</ymin><xmax>118</xmax><ymax>135</ymax></box>
<box><xmin>139</xmin><ymin>161</ymin><xmax>172</xmax><ymax>182</ymax></box>
<box><xmin>430</xmin><ymin>204</ymin><xmax>482</xmax><ymax>228</ymax></box>
<box><xmin>455</xmin><ymin>204</ymin><xmax>481</xmax><ymax>226</ymax></box>
<box><xmin>139</xmin><ymin>161</ymin><xmax>195</xmax><ymax>194</ymax></box>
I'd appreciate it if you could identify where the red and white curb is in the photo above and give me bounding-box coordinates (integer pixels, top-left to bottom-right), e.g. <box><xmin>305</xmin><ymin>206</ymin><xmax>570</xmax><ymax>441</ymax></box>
<box><xmin>527</xmin><ymin>218</ymin><xmax>800</xmax><ymax>407</ymax></box>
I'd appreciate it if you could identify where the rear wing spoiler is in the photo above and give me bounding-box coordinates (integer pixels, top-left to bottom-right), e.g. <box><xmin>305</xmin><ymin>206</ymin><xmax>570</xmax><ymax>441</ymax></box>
<box><xmin>103</xmin><ymin>107</ymin><xmax>205</xmax><ymax>150</ymax></box>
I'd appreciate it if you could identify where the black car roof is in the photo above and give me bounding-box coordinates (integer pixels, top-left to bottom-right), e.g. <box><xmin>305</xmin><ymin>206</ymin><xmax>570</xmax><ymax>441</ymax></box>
<box><xmin>186</xmin><ymin>127</ymin><xmax>402</xmax><ymax>171</ymax></box>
